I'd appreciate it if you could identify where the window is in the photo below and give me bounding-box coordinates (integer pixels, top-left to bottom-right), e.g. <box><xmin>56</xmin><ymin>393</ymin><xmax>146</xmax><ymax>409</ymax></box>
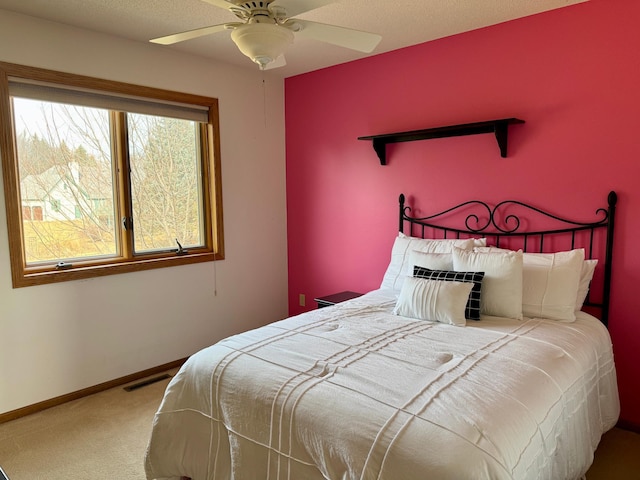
<box><xmin>0</xmin><ymin>62</ymin><xmax>224</xmax><ymax>287</ymax></box>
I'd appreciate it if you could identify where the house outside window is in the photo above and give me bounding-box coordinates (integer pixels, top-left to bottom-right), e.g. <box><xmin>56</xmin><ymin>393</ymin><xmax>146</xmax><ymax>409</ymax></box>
<box><xmin>0</xmin><ymin>62</ymin><xmax>224</xmax><ymax>287</ymax></box>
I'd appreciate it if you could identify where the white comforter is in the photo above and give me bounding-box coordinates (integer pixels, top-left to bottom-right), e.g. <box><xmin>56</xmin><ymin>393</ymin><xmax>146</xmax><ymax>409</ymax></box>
<box><xmin>145</xmin><ymin>290</ymin><xmax>619</xmax><ymax>480</ymax></box>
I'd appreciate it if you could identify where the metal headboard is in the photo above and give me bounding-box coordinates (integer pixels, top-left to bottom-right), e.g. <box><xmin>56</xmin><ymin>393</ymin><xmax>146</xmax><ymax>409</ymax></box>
<box><xmin>399</xmin><ymin>191</ymin><xmax>617</xmax><ymax>326</ymax></box>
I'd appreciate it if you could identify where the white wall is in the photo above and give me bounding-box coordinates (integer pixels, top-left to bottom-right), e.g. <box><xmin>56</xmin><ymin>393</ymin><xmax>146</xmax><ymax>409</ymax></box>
<box><xmin>0</xmin><ymin>11</ymin><xmax>288</xmax><ymax>414</ymax></box>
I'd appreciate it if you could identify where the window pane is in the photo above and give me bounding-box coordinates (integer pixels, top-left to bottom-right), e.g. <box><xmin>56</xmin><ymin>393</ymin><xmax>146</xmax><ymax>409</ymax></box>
<box><xmin>13</xmin><ymin>98</ymin><xmax>118</xmax><ymax>264</ymax></box>
<box><xmin>128</xmin><ymin>114</ymin><xmax>204</xmax><ymax>253</ymax></box>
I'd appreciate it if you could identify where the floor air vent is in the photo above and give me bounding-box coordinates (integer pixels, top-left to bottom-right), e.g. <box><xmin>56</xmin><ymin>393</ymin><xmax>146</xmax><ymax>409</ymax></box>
<box><xmin>123</xmin><ymin>374</ymin><xmax>171</xmax><ymax>392</ymax></box>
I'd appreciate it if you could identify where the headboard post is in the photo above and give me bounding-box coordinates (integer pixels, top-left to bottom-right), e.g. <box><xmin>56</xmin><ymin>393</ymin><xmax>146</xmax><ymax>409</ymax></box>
<box><xmin>601</xmin><ymin>191</ymin><xmax>617</xmax><ymax>327</ymax></box>
<box><xmin>399</xmin><ymin>194</ymin><xmax>406</xmax><ymax>234</ymax></box>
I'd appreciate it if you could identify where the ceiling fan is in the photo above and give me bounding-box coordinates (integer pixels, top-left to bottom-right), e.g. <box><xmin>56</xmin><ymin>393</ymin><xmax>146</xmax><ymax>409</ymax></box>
<box><xmin>150</xmin><ymin>0</ymin><xmax>382</xmax><ymax>70</ymax></box>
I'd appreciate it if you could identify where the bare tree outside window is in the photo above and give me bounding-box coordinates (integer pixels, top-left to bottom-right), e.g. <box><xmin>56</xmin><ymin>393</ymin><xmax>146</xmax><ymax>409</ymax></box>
<box><xmin>128</xmin><ymin>114</ymin><xmax>203</xmax><ymax>253</ymax></box>
<box><xmin>1</xmin><ymin>62</ymin><xmax>223</xmax><ymax>288</ymax></box>
<box><xmin>14</xmin><ymin>99</ymin><xmax>117</xmax><ymax>263</ymax></box>
<box><xmin>14</xmin><ymin>99</ymin><xmax>207</xmax><ymax>264</ymax></box>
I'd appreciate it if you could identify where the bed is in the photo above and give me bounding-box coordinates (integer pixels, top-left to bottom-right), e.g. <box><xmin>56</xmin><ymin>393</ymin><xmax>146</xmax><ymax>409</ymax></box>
<box><xmin>145</xmin><ymin>192</ymin><xmax>620</xmax><ymax>480</ymax></box>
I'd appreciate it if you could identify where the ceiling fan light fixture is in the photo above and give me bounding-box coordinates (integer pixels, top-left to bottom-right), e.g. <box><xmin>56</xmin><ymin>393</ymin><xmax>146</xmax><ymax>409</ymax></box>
<box><xmin>231</xmin><ymin>23</ymin><xmax>294</xmax><ymax>69</ymax></box>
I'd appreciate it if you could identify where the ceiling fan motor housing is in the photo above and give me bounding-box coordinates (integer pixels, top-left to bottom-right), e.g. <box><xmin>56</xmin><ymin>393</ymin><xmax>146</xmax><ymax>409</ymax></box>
<box><xmin>231</xmin><ymin>23</ymin><xmax>294</xmax><ymax>69</ymax></box>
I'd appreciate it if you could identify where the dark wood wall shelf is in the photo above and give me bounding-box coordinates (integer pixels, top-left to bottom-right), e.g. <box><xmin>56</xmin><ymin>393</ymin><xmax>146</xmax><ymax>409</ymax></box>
<box><xmin>358</xmin><ymin>118</ymin><xmax>525</xmax><ymax>165</ymax></box>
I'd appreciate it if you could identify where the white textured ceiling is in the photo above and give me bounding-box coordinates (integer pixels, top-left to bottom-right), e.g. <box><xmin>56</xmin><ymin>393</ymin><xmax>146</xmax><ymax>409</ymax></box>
<box><xmin>0</xmin><ymin>0</ymin><xmax>587</xmax><ymax>77</ymax></box>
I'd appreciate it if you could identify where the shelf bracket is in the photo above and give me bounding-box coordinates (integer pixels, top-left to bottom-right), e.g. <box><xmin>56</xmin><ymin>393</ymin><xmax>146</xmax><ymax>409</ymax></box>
<box><xmin>358</xmin><ymin>118</ymin><xmax>524</xmax><ymax>165</ymax></box>
<box><xmin>494</xmin><ymin>120</ymin><xmax>510</xmax><ymax>158</ymax></box>
<box><xmin>372</xmin><ymin>138</ymin><xmax>387</xmax><ymax>165</ymax></box>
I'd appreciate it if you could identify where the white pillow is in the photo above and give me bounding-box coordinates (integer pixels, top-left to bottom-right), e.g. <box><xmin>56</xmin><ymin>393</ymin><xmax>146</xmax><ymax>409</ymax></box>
<box><xmin>408</xmin><ymin>250</ymin><xmax>454</xmax><ymax>271</ymax></box>
<box><xmin>476</xmin><ymin>246</ymin><xmax>591</xmax><ymax>319</ymax></box>
<box><xmin>453</xmin><ymin>247</ymin><xmax>524</xmax><ymax>320</ymax></box>
<box><xmin>520</xmin><ymin>249</ymin><xmax>585</xmax><ymax>322</ymax></box>
<box><xmin>575</xmin><ymin>259</ymin><xmax>598</xmax><ymax>310</ymax></box>
<box><xmin>380</xmin><ymin>233</ymin><xmax>476</xmax><ymax>293</ymax></box>
<box><xmin>393</xmin><ymin>277</ymin><xmax>472</xmax><ymax>326</ymax></box>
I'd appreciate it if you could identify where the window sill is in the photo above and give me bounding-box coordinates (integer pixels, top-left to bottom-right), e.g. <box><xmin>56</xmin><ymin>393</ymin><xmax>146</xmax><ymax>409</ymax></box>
<box><xmin>15</xmin><ymin>251</ymin><xmax>223</xmax><ymax>288</ymax></box>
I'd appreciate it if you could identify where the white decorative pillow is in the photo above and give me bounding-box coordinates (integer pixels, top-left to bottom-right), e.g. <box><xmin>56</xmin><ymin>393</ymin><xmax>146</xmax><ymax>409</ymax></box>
<box><xmin>453</xmin><ymin>247</ymin><xmax>524</xmax><ymax>320</ymax></box>
<box><xmin>393</xmin><ymin>277</ymin><xmax>472</xmax><ymax>326</ymax></box>
<box><xmin>408</xmin><ymin>250</ymin><xmax>453</xmax><ymax>271</ymax></box>
<box><xmin>474</xmin><ymin>246</ymin><xmax>520</xmax><ymax>255</ymax></box>
<box><xmin>380</xmin><ymin>233</ymin><xmax>476</xmax><ymax>293</ymax></box>
<box><xmin>575</xmin><ymin>259</ymin><xmax>598</xmax><ymax>310</ymax></box>
<box><xmin>476</xmin><ymin>246</ymin><xmax>590</xmax><ymax>320</ymax></box>
<box><xmin>520</xmin><ymin>249</ymin><xmax>585</xmax><ymax>322</ymax></box>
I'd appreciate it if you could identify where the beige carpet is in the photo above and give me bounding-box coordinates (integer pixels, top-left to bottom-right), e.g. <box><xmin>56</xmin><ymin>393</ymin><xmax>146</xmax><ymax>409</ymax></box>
<box><xmin>0</xmin><ymin>369</ymin><xmax>638</xmax><ymax>479</ymax></box>
<box><xmin>0</xmin><ymin>371</ymin><xmax>176</xmax><ymax>480</ymax></box>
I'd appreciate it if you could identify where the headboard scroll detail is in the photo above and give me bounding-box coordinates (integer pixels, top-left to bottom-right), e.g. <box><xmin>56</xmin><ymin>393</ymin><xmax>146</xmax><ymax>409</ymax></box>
<box><xmin>398</xmin><ymin>192</ymin><xmax>617</xmax><ymax>326</ymax></box>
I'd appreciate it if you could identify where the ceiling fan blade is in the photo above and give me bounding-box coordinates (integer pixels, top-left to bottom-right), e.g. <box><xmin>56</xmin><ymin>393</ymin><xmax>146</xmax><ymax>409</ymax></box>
<box><xmin>200</xmin><ymin>0</ymin><xmax>243</xmax><ymax>11</ymax></box>
<box><xmin>271</xmin><ymin>0</ymin><xmax>334</xmax><ymax>18</ymax></box>
<box><xmin>264</xmin><ymin>55</ymin><xmax>287</xmax><ymax>70</ymax></box>
<box><xmin>150</xmin><ymin>23</ymin><xmax>233</xmax><ymax>45</ymax></box>
<box><xmin>288</xmin><ymin>19</ymin><xmax>381</xmax><ymax>53</ymax></box>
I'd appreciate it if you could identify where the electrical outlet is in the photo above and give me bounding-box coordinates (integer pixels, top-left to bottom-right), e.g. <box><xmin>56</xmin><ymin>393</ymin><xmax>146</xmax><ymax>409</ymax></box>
<box><xmin>299</xmin><ymin>294</ymin><xmax>306</xmax><ymax>307</ymax></box>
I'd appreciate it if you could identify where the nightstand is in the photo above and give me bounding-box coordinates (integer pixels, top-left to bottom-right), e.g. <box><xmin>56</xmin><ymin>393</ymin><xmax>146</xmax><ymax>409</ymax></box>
<box><xmin>314</xmin><ymin>291</ymin><xmax>363</xmax><ymax>308</ymax></box>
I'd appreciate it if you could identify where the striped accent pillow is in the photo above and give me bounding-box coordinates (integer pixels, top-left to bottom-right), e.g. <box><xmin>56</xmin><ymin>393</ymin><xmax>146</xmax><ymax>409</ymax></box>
<box><xmin>413</xmin><ymin>267</ymin><xmax>484</xmax><ymax>321</ymax></box>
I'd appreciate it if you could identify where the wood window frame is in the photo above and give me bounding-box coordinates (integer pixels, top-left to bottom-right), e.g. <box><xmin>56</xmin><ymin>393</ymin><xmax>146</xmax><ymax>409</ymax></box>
<box><xmin>0</xmin><ymin>62</ymin><xmax>224</xmax><ymax>288</ymax></box>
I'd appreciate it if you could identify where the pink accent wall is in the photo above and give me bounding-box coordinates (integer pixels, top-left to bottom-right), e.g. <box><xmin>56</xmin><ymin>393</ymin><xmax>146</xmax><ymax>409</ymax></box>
<box><xmin>285</xmin><ymin>0</ymin><xmax>640</xmax><ymax>429</ymax></box>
